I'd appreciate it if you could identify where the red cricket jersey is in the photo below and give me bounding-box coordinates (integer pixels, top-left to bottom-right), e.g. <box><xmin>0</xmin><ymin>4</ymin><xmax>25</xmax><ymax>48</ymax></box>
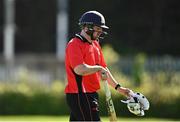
<box><xmin>65</xmin><ymin>34</ymin><xmax>107</xmax><ymax>93</ymax></box>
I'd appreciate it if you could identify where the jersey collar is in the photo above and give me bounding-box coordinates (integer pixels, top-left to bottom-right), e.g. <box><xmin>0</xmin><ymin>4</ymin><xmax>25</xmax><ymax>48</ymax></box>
<box><xmin>75</xmin><ymin>34</ymin><xmax>92</xmax><ymax>44</ymax></box>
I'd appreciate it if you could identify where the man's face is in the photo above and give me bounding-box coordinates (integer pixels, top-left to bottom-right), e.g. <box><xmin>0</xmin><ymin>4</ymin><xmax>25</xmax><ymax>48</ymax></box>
<box><xmin>92</xmin><ymin>26</ymin><xmax>103</xmax><ymax>40</ymax></box>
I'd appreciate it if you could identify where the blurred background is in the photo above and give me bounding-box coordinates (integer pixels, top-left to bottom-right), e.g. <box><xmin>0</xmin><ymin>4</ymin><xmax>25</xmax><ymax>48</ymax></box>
<box><xmin>0</xmin><ymin>0</ymin><xmax>180</xmax><ymax>120</ymax></box>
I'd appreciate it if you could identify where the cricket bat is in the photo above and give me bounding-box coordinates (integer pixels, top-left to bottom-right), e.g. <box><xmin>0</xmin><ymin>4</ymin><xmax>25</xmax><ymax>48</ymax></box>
<box><xmin>103</xmin><ymin>80</ymin><xmax>117</xmax><ymax>122</ymax></box>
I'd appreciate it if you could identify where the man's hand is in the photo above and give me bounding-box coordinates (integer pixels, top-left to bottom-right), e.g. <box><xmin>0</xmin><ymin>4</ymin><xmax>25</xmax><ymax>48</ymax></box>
<box><xmin>100</xmin><ymin>67</ymin><xmax>108</xmax><ymax>80</ymax></box>
<box><xmin>116</xmin><ymin>87</ymin><xmax>132</xmax><ymax>97</ymax></box>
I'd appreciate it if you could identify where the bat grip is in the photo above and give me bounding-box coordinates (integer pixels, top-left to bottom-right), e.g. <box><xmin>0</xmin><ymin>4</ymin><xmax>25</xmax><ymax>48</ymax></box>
<box><xmin>103</xmin><ymin>80</ymin><xmax>111</xmax><ymax>97</ymax></box>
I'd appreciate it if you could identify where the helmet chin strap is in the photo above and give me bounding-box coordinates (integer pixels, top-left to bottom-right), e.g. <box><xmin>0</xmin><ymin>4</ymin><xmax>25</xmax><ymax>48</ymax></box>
<box><xmin>85</xmin><ymin>26</ymin><xmax>95</xmax><ymax>40</ymax></box>
<box><xmin>86</xmin><ymin>28</ymin><xmax>94</xmax><ymax>40</ymax></box>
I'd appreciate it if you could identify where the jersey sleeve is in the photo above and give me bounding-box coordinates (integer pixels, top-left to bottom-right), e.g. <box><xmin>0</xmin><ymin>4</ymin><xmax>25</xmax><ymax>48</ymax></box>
<box><xmin>100</xmin><ymin>49</ymin><xmax>107</xmax><ymax>68</ymax></box>
<box><xmin>67</xmin><ymin>40</ymin><xmax>84</xmax><ymax>69</ymax></box>
<box><xmin>94</xmin><ymin>41</ymin><xmax>107</xmax><ymax>68</ymax></box>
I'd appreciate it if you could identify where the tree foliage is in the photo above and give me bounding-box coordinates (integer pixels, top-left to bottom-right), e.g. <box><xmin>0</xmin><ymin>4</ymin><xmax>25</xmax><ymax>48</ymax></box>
<box><xmin>0</xmin><ymin>0</ymin><xmax>180</xmax><ymax>55</ymax></box>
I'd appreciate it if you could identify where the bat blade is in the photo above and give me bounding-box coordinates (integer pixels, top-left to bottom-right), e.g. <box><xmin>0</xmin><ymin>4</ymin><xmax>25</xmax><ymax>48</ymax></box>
<box><xmin>103</xmin><ymin>80</ymin><xmax>117</xmax><ymax>122</ymax></box>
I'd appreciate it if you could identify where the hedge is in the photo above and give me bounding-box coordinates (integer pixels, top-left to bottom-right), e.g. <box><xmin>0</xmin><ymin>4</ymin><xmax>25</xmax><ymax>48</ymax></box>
<box><xmin>0</xmin><ymin>89</ymin><xmax>180</xmax><ymax>119</ymax></box>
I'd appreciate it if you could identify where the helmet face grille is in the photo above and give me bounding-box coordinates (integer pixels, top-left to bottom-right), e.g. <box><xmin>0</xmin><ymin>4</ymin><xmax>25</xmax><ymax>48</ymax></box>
<box><xmin>127</xmin><ymin>102</ymin><xmax>141</xmax><ymax>115</ymax></box>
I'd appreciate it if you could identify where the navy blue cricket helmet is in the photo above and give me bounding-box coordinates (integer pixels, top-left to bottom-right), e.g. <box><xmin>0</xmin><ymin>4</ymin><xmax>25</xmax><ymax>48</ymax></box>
<box><xmin>79</xmin><ymin>11</ymin><xmax>109</xmax><ymax>29</ymax></box>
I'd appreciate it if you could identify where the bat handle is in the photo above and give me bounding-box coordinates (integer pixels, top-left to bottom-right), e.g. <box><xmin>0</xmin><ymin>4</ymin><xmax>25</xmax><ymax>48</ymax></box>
<box><xmin>103</xmin><ymin>80</ymin><xmax>111</xmax><ymax>97</ymax></box>
<box><xmin>103</xmin><ymin>80</ymin><xmax>117</xmax><ymax>122</ymax></box>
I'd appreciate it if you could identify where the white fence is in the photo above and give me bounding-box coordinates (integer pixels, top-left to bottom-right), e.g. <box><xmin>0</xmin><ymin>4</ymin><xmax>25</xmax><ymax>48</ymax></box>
<box><xmin>0</xmin><ymin>55</ymin><xmax>180</xmax><ymax>83</ymax></box>
<box><xmin>0</xmin><ymin>55</ymin><xmax>65</xmax><ymax>84</ymax></box>
<box><xmin>115</xmin><ymin>56</ymin><xmax>180</xmax><ymax>74</ymax></box>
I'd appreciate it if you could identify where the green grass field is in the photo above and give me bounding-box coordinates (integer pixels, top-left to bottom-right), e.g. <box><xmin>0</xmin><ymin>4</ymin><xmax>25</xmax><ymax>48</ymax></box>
<box><xmin>0</xmin><ymin>116</ymin><xmax>178</xmax><ymax>122</ymax></box>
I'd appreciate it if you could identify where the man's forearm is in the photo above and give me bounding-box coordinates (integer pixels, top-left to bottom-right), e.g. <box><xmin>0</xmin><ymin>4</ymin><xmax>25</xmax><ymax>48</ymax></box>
<box><xmin>106</xmin><ymin>67</ymin><xmax>120</xmax><ymax>88</ymax></box>
<box><xmin>106</xmin><ymin>68</ymin><xmax>130</xmax><ymax>97</ymax></box>
<box><xmin>74</xmin><ymin>64</ymin><xmax>102</xmax><ymax>76</ymax></box>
